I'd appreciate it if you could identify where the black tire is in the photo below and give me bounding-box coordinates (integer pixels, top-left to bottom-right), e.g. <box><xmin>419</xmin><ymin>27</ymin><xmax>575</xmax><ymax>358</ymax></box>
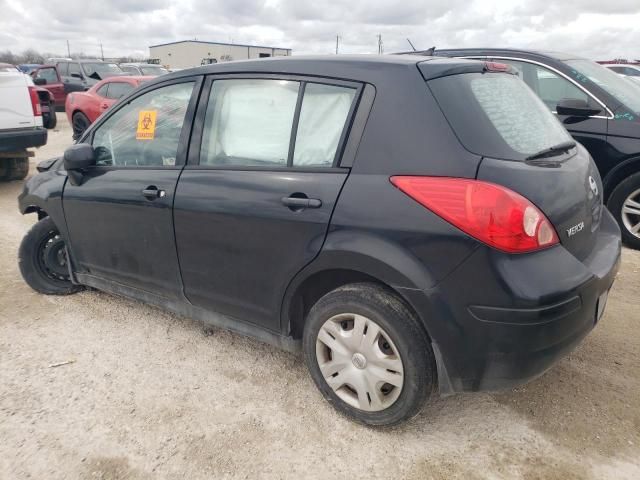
<box><xmin>43</xmin><ymin>102</ymin><xmax>57</xmax><ymax>129</ymax></box>
<box><xmin>5</xmin><ymin>158</ymin><xmax>29</xmax><ymax>181</ymax></box>
<box><xmin>607</xmin><ymin>172</ymin><xmax>640</xmax><ymax>250</ymax></box>
<box><xmin>72</xmin><ymin>111</ymin><xmax>90</xmax><ymax>140</ymax></box>
<box><xmin>18</xmin><ymin>217</ymin><xmax>83</xmax><ymax>295</ymax></box>
<box><xmin>303</xmin><ymin>282</ymin><xmax>436</xmax><ymax>426</ymax></box>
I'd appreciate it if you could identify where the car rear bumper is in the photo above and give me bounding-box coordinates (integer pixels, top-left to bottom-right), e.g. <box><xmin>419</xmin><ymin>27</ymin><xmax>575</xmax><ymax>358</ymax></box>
<box><xmin>402</xmin><ymin>209</ymin><xmax>621</xmax><ymax>394</ymax></box>
<box><xmin>0</xmin><ymin>127</ymin><xmax>47</xmax><ymax>152</ymax></box>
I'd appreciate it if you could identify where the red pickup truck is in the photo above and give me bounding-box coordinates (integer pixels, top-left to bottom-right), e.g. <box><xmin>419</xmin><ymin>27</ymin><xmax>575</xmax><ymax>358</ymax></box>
<box><xmin>30</xmin><ymin>65</ymin><xmax>84</xmax><ymax>108</ymax></box>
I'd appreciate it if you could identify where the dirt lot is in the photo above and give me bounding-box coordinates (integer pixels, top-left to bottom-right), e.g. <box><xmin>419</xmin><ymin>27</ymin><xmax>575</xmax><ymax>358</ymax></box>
<box><xmin>0</xmin><ymin>116</ymin><xmax>639</xmax><ymax>480</ymax></box>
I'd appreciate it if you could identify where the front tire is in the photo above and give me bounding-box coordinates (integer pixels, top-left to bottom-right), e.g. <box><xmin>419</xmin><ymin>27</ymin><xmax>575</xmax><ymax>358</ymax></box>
<box><xmin>18</xmin><ymin>217</ymin><xmax>83</xmax><ymax>295</ymax></box>
<box><xmin>72</xmin><ymin>111</ymin><xmax>90</xmax><ymax>140</ymax></box>
<box><xmin>607</xmin><ymin>172</ymin><xmax>640</xmax><ymax>250</ymax></box>
<box><xmin>303</xmin><ymin>283</ymin><xmax>436</xmax><ymax>426</ymax></box>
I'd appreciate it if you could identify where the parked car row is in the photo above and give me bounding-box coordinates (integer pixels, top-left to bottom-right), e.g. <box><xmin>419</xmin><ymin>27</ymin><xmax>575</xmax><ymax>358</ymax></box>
<box><xmin>0</xmin><ymin>63</ymin><xmax>50</xmax><ymax>180</ymax></box>
<box><xmin>17</xmin><ymin>55</ymin><xmax>621</xmax><ymax>426</ymax></box>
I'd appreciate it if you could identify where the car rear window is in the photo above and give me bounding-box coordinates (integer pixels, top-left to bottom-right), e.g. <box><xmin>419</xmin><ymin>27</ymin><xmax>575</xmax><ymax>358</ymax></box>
<box><xmin>428</xmin><ymin>72</ymin><xmax>572</xmax><ymax>161</ymax></box>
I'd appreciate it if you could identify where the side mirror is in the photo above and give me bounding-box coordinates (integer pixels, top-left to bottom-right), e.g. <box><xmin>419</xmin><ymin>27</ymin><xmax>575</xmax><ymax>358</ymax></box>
<box><xmin>556</xmin><ymin>98</ymin><xmax>601</xmax><ymax>117</ymax></box>
<box><xmin>33</xmin><ymin>77</ymin><xmax>47</xmax><ymax>86</ymax></box>
<box><xmin>63</xmin><ymin>143</ymin><xmax>95</xmax><ymax>171</ymax></box>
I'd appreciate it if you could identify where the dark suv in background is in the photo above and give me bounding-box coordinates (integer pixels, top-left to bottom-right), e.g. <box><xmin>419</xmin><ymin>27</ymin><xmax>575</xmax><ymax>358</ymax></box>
<box><xmin>420</xmin><ymin>48</ymin><xmax>640</xmax><ymax>249</ymax></box>
<box><xmin>17</xmin><ymin>56</ymin><xmax>620</xmax><ymax>425</ymax></box>
<box><xmin>56</xmin><ymin>59</ymin><xmax>124</xmax><ymax>90</ymax></box>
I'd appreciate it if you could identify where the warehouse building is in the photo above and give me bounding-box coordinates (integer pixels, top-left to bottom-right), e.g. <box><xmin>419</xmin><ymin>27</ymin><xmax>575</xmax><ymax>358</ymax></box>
<box><xmin>149</xmin><ymin>40</ymin><xmax>292</xmax><ymax>69</ymax></box>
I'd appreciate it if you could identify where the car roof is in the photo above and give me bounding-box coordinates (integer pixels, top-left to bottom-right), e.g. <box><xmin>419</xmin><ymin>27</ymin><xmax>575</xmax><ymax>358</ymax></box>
<box><xmin>106</xmin><ymin>75</ymin><xmax>154</xmax><ymax>81</ymax></box>
<box><xmin>428</xmin><ymin>48</ymin><xmax>586</xmax><ymax>62</ymax></box>
<box><xmin>156</xmin><ymin>54</ymin><xmax>485</xmax><ymax>85</ymax></box>
<box><xmin>60</xmin><ymin>59</ymin><xmax>107</xmax><ymax>63</ymax></box>
<box><xmin>121</xmin><ymin>63</ymin><xmax>164</xmax><ymax>67</ymax></box>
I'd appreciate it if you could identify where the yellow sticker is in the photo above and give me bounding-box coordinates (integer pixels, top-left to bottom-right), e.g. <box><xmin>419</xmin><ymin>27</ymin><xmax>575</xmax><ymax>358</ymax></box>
<box><xmin>136</xmin><ymin>110</ymin><xmax>157</xmax><ymax>140</ymax></box>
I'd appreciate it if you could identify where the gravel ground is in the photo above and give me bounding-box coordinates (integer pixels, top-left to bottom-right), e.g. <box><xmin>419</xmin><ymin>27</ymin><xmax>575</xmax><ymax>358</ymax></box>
<box><xmin>1</xmin><ymin>117</ymin><xmax>639</xmax><ymax>480</ymax></box>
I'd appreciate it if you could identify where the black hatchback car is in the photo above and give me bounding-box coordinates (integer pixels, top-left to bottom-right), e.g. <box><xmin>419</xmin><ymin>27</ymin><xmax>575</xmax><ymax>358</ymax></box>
<box><xmin>424</xmin><ymin>48</ymin><xmax>640</xmax><ymax>250</ymax></box>
<box><xmin>18</xmin><ymin>55</ymin><xmax>620</xmax><ymax>426</ymax></box>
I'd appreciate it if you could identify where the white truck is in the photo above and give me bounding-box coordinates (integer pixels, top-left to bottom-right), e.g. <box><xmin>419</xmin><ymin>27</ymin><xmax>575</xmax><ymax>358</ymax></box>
<box><xmin>0</xmin><ymin>63</ymin><xmax>48</xmax><ymax>180</ymax></box>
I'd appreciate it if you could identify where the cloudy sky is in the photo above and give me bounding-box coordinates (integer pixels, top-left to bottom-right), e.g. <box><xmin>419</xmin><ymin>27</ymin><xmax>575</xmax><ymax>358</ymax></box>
<box><xmin>1</xmin><ymin>0</ymin><xmax>639</xmax><ymax>60</ymax></box>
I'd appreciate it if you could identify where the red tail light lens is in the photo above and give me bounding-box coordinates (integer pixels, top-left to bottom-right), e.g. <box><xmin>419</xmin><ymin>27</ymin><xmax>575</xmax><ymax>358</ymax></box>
<box><xmin>28</xmin><ymin>86</ymin><xmax>42</xmax><ymax>116</ymax></box>
<box><xmin>390</xmin><ymin>176</ymin><xmax>559</xmax><ymax>253</ymax></box>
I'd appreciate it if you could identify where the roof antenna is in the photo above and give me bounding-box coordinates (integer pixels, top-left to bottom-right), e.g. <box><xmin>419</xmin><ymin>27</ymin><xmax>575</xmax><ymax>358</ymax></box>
<box><xmin>407</xmin><ymin>38</ymin><xmax>417</xmax><ymax>52</ymax></box>
<box><xmin>424</xmin><ymin>46</ymin><xmax>436</xmax><ymax>56</ymax></box>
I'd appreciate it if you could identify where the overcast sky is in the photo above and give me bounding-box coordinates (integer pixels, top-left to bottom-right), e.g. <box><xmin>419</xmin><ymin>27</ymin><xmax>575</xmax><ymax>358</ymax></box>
<box><xmin>2</xmin><ymin>0</ymin><xmax>639</xmax><ymax>60</ymax></box>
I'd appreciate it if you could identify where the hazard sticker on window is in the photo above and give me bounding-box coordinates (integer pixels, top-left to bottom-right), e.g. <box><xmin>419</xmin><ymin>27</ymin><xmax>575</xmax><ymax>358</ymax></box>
<box><xmin>136</xmin><ymin>110</ymin><xmax>157</xmax><ymax>140</ymax></box>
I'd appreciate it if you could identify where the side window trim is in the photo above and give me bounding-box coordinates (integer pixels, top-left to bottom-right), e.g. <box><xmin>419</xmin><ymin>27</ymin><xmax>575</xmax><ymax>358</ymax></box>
<box><xmin>187</xmin><ymin>73</ymin><xmax>363</xmax><ymax>170</ymax></box>
<box><xmin>461</xmin><ymin>56</ymin><xmax>613</xmax><ymax>119</ymax></box>
<box><xmin>83</xmin><ymin>75</ymin><xmax>204</xmax><ymax>168</ymax></box>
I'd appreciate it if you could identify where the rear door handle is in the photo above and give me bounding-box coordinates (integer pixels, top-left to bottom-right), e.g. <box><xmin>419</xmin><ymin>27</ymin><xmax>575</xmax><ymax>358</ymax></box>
<box><xmin>281</xmin><ymin>196</ymin><xmax>322</xmax><ymax>209</ymax></box>
<box><xmin>142</xmin><ymin>185</ymin><xmax>166</xmax><ymax>199</ymax></box>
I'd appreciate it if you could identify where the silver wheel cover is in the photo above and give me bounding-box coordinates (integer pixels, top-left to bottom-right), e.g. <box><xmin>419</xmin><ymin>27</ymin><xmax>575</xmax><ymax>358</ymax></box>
<box><xmin>622</xmin><ymin>188</ymin><xmax>640</xmax><ymax>239</ymax></box>
<box><xmin>315</xmin><ymin>313</ymin><xmax>404</xmax><ymax>412</ymax></box>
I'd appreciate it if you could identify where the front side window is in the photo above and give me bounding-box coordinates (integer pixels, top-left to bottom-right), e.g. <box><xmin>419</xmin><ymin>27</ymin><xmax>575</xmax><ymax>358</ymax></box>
<box><xmin>121</xmin><ymin>66</ymin><xmax>138</xmax><ymax>74</ymax></box>
<box><xmin>201</xmin><ymin>79</ymin><xmax>299</xmax><ymax>167</ymax></box>
<box><xmin>68</xmin><ymin>63</ymin><xmax>82</xmax><ymax>78</ymax></box>
<box><xmin>498</xmin><ymin>60</ymin><xmax>596</xmax><ymax>112</ymax></box>
<box><xmin>36</xmin><ymin>67</ymin><xmax>58</xmax><ymax>83</ymax></box>
<box><xmin>57</xmin><ymin>62</ymin><xmax>68</xmax><ymax>76</ymax></box>
<box><xmin>96</xmin><ymin>84</ymin><xmax>109</xmax><ymax>97</ymax></box>
<box><xmin>106</xmin><ymin>82</ymin><xmax>134</xmax><ymax>99</ymax></box>
<box><xmin>293</xmin><ymin>83</ymin><xmax>356</xmax><ymax>167</ymax></box>
<box><xmin>565</xmin><ymin>59</ymin><xmax>640</xmax><ymax>115</ymax></box>
<box><xmin>92</xmin><ymin>81</ymin><xmax>194</xmax><ymax>167</ymax></box>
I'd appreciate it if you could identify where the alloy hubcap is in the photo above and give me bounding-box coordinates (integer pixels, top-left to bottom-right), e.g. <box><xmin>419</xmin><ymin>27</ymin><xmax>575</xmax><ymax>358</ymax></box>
<box><xmin>622</xmin><ymin>188</ymin><xmax>640</xmax><ymax>239</ymax></box>
<box><xmin>315</xmin><ymin>313</ymin><xmax>404</xmax><ymax>412</ymax></box>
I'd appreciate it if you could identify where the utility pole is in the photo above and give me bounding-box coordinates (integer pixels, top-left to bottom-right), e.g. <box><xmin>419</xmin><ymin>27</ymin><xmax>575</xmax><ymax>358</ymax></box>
<box><xmin>335</xmin><ymin>35</ymin><xmax>341</xmax><ymax>54</ymax></box>
<box><xmin>377</xmin><ymin>34</ymin><xmax>383</xmax><ymax>54</ymax></box>
<box><xmin>100</xmin><ymin>43</ymin><xmax>104</xmax><ymax>61</ymax></box>
<box><xmin>66</xmin><ymin>40</ymin><xmax>71</xmax><ymax>58</ymax></box>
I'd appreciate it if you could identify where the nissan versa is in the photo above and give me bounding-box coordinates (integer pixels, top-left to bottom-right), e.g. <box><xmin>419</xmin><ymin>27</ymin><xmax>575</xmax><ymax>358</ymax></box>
<box><xmin>18</xmin><ymin>56</ymin><xmax>621</xmax><ymax>426</ymax></box>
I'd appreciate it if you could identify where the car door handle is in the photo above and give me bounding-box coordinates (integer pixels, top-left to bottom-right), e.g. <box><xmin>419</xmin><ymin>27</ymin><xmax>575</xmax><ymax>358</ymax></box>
<box><xmin>101</xmin><ymin>103</ymin><xmax>109</xmax><ymax>109</ymax></box>
<box><xmin>142</xmin><ymin>186</ymin><xmax>166</xmax><ymax>199</ymax></box>
<box><xmin>281</xmin><ymin>196</ymin><xmax>322</xmax><ymax>210</ymax></box>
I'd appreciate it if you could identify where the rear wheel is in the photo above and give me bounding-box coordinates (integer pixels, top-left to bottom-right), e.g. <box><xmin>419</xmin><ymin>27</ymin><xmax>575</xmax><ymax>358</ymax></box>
<box><xmin>43</xmin><ymin>101</ymin><xmax>57</xmax><ymax>129</ymax></box>
<box><xmin>72</xmin><ymin>112</ymin><xmax>90</xmax><ymax>140</ymax></box>
<box><xmin>18</xmin><ymin>217</ymin><xmax>83</xmax><ymax>295</ymax></box>
<box><xmin>608</xmin><ymin>172</ymin><xmax>640</xmax><ymax>250</ymax></box>
<box><xmin>303</xmin><ymin>283</ymin><xmax>436</xmax><ymax>426</ymax></box>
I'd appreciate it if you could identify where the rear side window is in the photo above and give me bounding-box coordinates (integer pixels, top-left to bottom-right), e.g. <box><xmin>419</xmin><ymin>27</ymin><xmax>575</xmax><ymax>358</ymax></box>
<box><xmin>429</xmin><ymin>72</ymin><xmax>572</xmax><ymax>160</ymax></box>
<box><xmin>293</xmin><ymin>83</ymin><xmax>356</xmax><ymax>167</ymax></box>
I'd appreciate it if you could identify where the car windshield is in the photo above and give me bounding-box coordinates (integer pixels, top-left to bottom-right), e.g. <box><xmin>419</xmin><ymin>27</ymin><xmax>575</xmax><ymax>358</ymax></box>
<box><xmin>81</xmin><ymin>63</ymin><xmax>122</xmax><ymax>76</ymax></box>
<box><xmin>140</xmin><ymin>66</ymin><xmax>168</xmax><ymax>76</ymax></box>
<box><xmin>565</xmin><ymin>59</ymin><xmax>640</xmax><ymax>115</ymax></box>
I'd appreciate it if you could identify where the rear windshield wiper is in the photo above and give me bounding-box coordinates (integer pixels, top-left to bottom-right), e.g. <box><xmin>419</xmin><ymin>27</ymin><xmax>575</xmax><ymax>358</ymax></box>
<box><xmin>525</xmin><ymin>141</ymin><xmax>576</xmax><ymax>161</ymax></box>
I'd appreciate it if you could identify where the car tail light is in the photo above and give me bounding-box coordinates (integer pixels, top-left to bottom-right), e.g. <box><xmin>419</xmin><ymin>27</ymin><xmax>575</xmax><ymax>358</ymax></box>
<box><xmin>390</xmin><ymin>176</ymin><xmax>559</xmax><ymax>253</ymax></box>
<box><xmin>28</xmin><ymin>86</ymin><xmax>42</xmax><ymax>116</ymax></box>
<box><xmin>484</xmin><ymin>61</ymin><xmax>510</xmax><ymax>72</ymax></box>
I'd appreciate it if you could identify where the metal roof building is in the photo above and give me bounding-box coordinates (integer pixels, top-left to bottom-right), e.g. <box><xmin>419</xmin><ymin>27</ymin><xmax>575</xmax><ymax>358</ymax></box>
<box><xmin>149</xmin><ymin>40</ymin><xmax>292</xmax><ymax>69</ymax></box>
